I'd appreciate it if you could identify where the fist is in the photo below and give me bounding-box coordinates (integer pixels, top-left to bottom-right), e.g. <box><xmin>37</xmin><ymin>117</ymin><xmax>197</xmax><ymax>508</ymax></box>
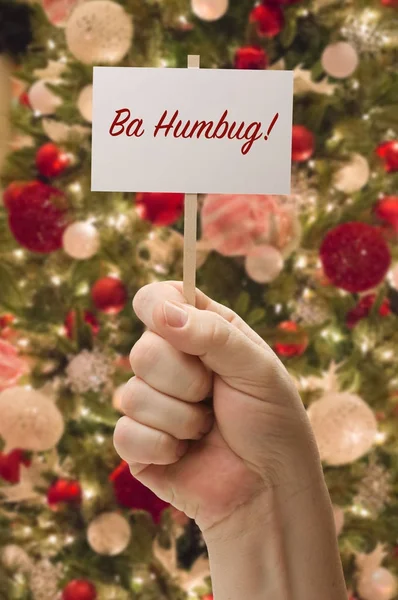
<box><xmin>114</xmin><ymin>281</ymin><xmax>320</xmax><ymax>534</ymax></box>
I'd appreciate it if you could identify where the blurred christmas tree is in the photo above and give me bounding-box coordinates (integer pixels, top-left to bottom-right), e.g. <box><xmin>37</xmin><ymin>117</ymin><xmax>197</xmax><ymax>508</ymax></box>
<box><xmin>1</xmin><ymin>0</ymin><xmax>398</xmax><ymax>598</ymax></box>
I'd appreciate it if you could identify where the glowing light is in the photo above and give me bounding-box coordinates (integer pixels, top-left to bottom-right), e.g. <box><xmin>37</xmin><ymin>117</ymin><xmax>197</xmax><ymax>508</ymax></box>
<box><xmin>65</xmin><ymin>535</ymin><xmax>75</xmax><ymax>544</ymax></box>
<box><xmin>133</xmin><ymin>577</ymin><xmax>144</xmax><ymax>585</ymax></box>
<box><xmin>95</xmin><ymin>434</ymin><xmax>105</xmax><ymax>444</ymax></box>
<box><xmin>51</xmin><ymin>275</ymin><xmax>61</xmax><ymax>286</ymax></box>
<box><xmin>80</xmin><ymin>406</ymin><xmax>90</xmax><ymax>417</ymax></box>
<box><xmin>326</xmin><ymin>202</ymin><xmax>334</xmax><ymax>213</ymax></box>
<box><xmin>159</xmin><ymin>58</ymin><xmax>169</xmax><ymax>67</ymax></box>
<box><xmin>18</xmin><ymin>338</ymin><xmax>29</xmax><ymax>348</ymax></box>
<box><xmin>351</xmin><ymin>80</ymin><xmax>359</xmax><ymax>90</ymax></box>
<box><xmin>296</xmin><ymin>255</ymin><xmax>308</xmax><ymax>269</ymax></box>
<box><xmin>69</xmin><ymin>181</ymin><xmax>82</xmax><ymax>195</ymax></box>
<box><xmin>23</xmin><ymin>526</ymin><xmax>32</xmax><ymax>536</ymax></box>
<box><xmin>83</xmin><ymin>486</ymin><xmax>96</xmax><ymax>500</ymax></box>
<box><xmin>18</xmin><ymin>280</ymin><xmax>27</xmax><ymax>288</ymax></box>
<box><xmin>34</xmin><ymin>110</ymin><xmax>42</xmax><ymax>118</ymax></box>
<box><xmin>48</xmin><ymin>534</ymin><xmax>58</xmax><ymax>544</ymax></box>
<box><xmin>274</xmin><ymin>303</ymin><xmax>282</xmax><ymax>314</ymax></box>
<box><xmin>178</xmin><ymin>15</ymin><xmax>189</xmax><ymax>25</ymax></box>
<box><xmin>381</xmin><ymin>349</ymin><xmax>393</xmax><ymax>360</ymax></box>
<box><xmin>13</xmin><ymin>249</ymin><xmax>25</xmax><ymax>260</ymax></box>
<box><xmin>47</xmin><ymin>39</ymin><xmax>56</xmax><ymax>50</ymax></box>
<box><xmin>362</xmin><ymin>113</ymin><xmax>370</xmax><ymax>121</ymax></box>
<box><xmin>374</xmin><ymin>431</ymin><xmax>387</xmax><ymax>445</ymax></box>
<box><xmin>360</xmin><ymin>340</ymin><xmax>370</xmax><ymax>353</ymax></box>
<box><xmin>107</xmin><ymin>270</ymin><xmax>120</xmax><ymax>278</ymax></box>
<box><xmin>76</xmin><ymin>282</ymin><xmax>89</xmax><ymax>295</ymax></box>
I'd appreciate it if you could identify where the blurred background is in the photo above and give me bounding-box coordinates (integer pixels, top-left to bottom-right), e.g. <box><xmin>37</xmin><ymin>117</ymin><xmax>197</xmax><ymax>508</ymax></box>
<box><xmin>0</xmin><ymin>0</ymin><xmax>398</xmax><ymax>599</ymax></box>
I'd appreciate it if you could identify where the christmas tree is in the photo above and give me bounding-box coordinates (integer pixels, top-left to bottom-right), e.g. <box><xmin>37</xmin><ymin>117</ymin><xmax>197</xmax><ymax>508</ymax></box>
<box><xmin>1</xmin><ymin>0</ymin><xmax>398</xmax><ymax>598</ymax></box>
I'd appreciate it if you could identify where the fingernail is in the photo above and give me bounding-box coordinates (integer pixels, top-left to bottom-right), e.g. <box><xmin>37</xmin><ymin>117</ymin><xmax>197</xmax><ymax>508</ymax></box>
<box><xmin>177</xmin><ymin>440</ymin><xmax>189</xmax><ymax>457</ymax></box>
<box><xmin>164</xmin><ymin>301</ymin><xmax>188</xmax><ymax>328</ymax></box>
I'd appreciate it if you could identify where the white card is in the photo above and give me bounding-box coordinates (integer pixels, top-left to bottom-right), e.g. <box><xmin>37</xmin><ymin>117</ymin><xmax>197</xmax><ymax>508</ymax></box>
<box><xmin>91</xmin><ymin>66</ymin><xmax>293</xmax><ymax>195</ymax></box>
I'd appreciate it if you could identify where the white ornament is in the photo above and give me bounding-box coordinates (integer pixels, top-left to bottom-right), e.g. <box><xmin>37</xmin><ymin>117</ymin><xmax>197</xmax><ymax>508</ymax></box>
<box><xmin>62</xmin><ymin>221</ymin><xmax>100</xmax><ymax>260</ymax></box>
<box><xmin>357</xmin><ymin>545</ymin><xmax>398</xmax><ymax>600</ymax></box>
<box><xmin>66</xmin><ymin>0</ymin><xmax>133</xmax><ymax>65</ymax></box>
<box><xmin>0</xmin><ymin>387</ymin><xmax>64</xmax><ymax>452</ymax></box>
<box><xmin>66</xmin><ymin>349</ymin><xmax>114</xmax><ymax>394</ymax></box>
<box><xmin>87</xmin><ymin>512</ymin><xmax>131</xmax><ymax>555</ymax></box>
<box><xmin>28</xmin><ymin>80</ymin><xmax>61</xmax><ymax>115</ymax></box>
<box><xmin>334</xmin><ymin>154</ymin><xmax>370</xmax><ymax>193</ymax></box>
<box><xmin>332</xmin><ymin>505</ymin><xmax>344</xmax><ymax>536</ymax></box>
<box><xmin>30</xmin><ymin>559</ymin><xmax>63</xmax><ymax>600</ymax></box>
<box><xmin>191</xmin><ymin>0</ymin><xmax>228</xmax><ymax>21</ymax></box>
<box><xmin>42</xmin><ymin>119</ymin><xmax>89</xmax><ymax>143</ymax></box>
<box><xmin>389</xmin><ymin>264</ymin><xmax>398</xmax><ymax>291</ymax></box>
<box><xmin>2</xmin><ymin>545</ymin><xmax>33</xmax><ymax>573</ymax></box>
<box><xmin>321</xmin><ymin>42</ymin><xmax>359</xmax><ymax>79</ymax></box>
<box><xmin>307</xmin><ymin>392</ymin><xmax>377</xmax><ymax>465</ymax></box>
<box><xmin>245</xmin><ymin>245</ymin><xmax>284</xmax><ymax>283</ymax></box>
<box><xmin>77</xmin><ymin>84</ymin><xmax>93</xmax><ymax>122</ymax></box>
<box><xmin>294</xmin><ymin>64</ymin><xmax>336</xmax><ymax>96</ymax></box>
<box><xmin>112</xmin><ymin>383</ymin><xmax>126</xmax><ymax>412</ymax></box>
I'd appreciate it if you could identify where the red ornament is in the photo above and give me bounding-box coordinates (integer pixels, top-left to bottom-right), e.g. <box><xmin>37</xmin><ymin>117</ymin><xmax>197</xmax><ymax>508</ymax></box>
<box><xmin>0</xmin><ymin>449</ymin><xmax>30</xmax><ymax>484</ymax></box>
<box><xmin>0</xmin><ymin>338</ymin><xmax>27</xmax><ymax>390</ymax></box>
<box><xmin>234</xmin><ymin>46</ymin><xmax>268</xmax><ymax>70</ymax></box>
<box><xmin>381</xmin><ymin>0</ymin><xmax>398</xmax><ymax>7</ymax></box>
<box><xmin>376</xmin><ymin>140</ymin><xmax>398</xmax><ymax>172</ymax></box>
<box><xmin>135</xmin><ymin>192</ymin><xmax>184</xmax><ymax>226</ymax></box>
<box><xmin>62</xmin><ymin>580</ymin><xmax>97</xmax><ymax>600</ymax></box>
<box><xmin>91</xmin><ymin>277</ymin><xmax>127</xmax><ymax>314</ymax></box>
<box><xmin>19</xmin><ymin>91</ymin><xmax>31</xmax><ymax>108</ymax></box>
<box><xmin>7</xmin><ymin>181</ymin><xmax>69</xmax><ymax>253</ymax></box>
<box><xmin>320</xmin><ymin>222</ymin><xmax>391</xmax><ymax>293</ymax></box>
<box><xmin>64</xmin><ymin>310</ymin><xmax>100</xmax><ymax>339</ymax></box>
<box><xmin>202</xmin><ymin>595</ymin><xmax>213</xmax><ymax>600</ymax></box>
<box><xmin>3</xmin><ymin>181</ymin><xmax>27</xmax><ymax>210</ymax></box>
<box><xmin>249</xmin><ymin>4</ymin><xmax>284</xmax><ymax>38</ymax></box>
<box><xmin>274</xmin><ymin>321</ymin><xmax>308</xmax><ymax>358</ymax></box>
<box><xmin>47</xmin><ymin>479</ymin><xmax>82</xmax><ymax>506</ymax></box>
<box><xmin>346</xmin><ymin>294</ymin><xmax>391</xmax><ymax>328</ymax></box>
<box><xmin>110</xmin><ymin>461</ymin><xmax>169</xmax><ymax>523</ymax></box>
<box><xmin>36</xmin><ymin>143</ymin><xmax>70</xmax><ymax>178</ymax></box>
<box><xmin>291</xmin><ymin>125</ymin><xmax>315</xmax><ymax>162</ymax></box>
<box><xmin>0</xmin><ymin>314</ymin><xmax>15</xmax><ymax>339</ymax></box>
<box><xmin>375</xmin><ymin>196</ymin><xmax>398</xmax><ymax>232</ymax></box>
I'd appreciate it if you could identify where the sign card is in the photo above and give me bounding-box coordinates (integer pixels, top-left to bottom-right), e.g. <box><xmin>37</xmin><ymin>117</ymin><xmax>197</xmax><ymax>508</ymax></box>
<box><xmin>91</xmin><ymin>66</ymin><xmax>293</xmax><ymax>195</ymax></box>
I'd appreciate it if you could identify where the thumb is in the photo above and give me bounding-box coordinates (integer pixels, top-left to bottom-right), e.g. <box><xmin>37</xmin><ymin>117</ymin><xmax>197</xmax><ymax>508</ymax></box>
<box><xmin>151</xmin><ymin>299</ymin><xmax>286</xmax><ymax>401</ymax></box>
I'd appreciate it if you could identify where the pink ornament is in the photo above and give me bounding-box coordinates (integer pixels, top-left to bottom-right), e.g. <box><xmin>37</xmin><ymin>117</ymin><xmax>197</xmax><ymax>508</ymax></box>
<box><xmin>0</xmin><ymin>340</ymin><xmax>27</xmax><ymax>391</ymax></box>
<box><xmin>201</xmin><ymin>194</ymin><xmax>300</xmax><ymax>257</ymax></box>
<box><xmin>42</xmin><ymin>0</ymin><xmax>80</xmax><ymax>26</ymax></box>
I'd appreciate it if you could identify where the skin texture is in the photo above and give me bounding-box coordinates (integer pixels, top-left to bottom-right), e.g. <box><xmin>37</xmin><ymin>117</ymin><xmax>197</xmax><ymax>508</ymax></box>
<box><xmin>114</xmin><ymin>281</ymin><xmax>347</xmax><ymax>600</ymax></box>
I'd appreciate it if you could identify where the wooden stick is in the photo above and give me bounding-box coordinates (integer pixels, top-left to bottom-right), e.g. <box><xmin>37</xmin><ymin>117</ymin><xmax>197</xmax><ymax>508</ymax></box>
<box><xmin>183</xmin><ymin>55</ymin><xmax>200</xmax><ymax>306</ymax></box>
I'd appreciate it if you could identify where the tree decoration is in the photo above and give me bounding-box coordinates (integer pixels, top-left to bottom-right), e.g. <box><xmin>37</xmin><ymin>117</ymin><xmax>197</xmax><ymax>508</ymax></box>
<box><xmin>376</xmin><ymin>140</ymin><xmax>398</xmax><ymax>172</ymax></box>
<box><xmin>234</xmin><ymin>46</ymin><xmax>268</xmax><ymax>70</ymax></box>
<box><xmin>28</xmin><ymin>79</ymin><xmax>61</xmax><ymax>115</ymax></box>
<box><xmin>320</xmin><ymin>222</ymin><xmax>391</xmax><ymax>292</ymax></box>
<box><xmin>136</xmin><ymin>229</ymin><xmax>184</xmax><ymax>272</ymax></box>
<box><xmin>334</xmin><ymin>154</ymin><xmax>370</xmax><ymax>193</ymax></box>
<box><xmin>291</xmin><ymin>125</ymin><xmax>315</xmax><ymax>162</ymax></box>
<box><xmin>356</xmin><ymin>545</ymin><xmax>398</xmax><ymax>600</ymax></box>
<box><xmin>62</xmin><ymin>579</ymin><xmax>97</xmax><ymax>600</ymax></box>
<box><xmin>1</xmin><ymin>544</ymin><xmax>33</xmax><ymax>573</ymax></box>
<box><xmin>0</xmin><ymin>339</ymin><xmax>27</xmax><ymax>390</ymax></box>
<box><xmin>42</xmin><ymin>118</ymin><xmax>89</xmax><ymax>143</ymax></box>
<box><xmin>87</xmin><ymin>512</ymin><xmax>131</xmax><ymax>555</ymax></box>
<box><xmin>375</xmin><ymin>196</ymin><xmax>398</xmax><ymax>232</ymax></box>
<box><xmin>293</xmin><ymin>65</ymin><xmax>336</xmax><ymax>96</ymax></box>
<box><xmin>62</xmin><ymin>221</ymin><xmax>100</xmax><ymax>260</ymax></box>
<box><xmin>135</xmin><ymin>192</ymin><xmax>184</xmax><ymax>226</ymax></box>
<box><xmin>109</xmin><ymin>461</ymin><xmax>169</xmax><ymax>522</ymax></box>
<box><xmin>47</xmin><ymin>479</ymin><xmax>82</xmax><ymax>506</ymax></box>
<box><xmin>321</xmin><ymin>41</ymin><xmax>359</xmax><ymax>78</ymax></box>
<box><xmin>65</xmin><ymin>1</ymin><xmax>133</xmax><ymax>65</ymax></box>
<box><xmin>249</xmin><ymin>3</ymin><xmax>284</xmax><ymax>38</ymax></box>
<box><xmin>346</xmin><ymin>294</ymin><xmax>391</xmax><ymax>328</ymax></box>
<box><xmin>291</xmin><ymin>295</ymin><xmax>330</xmax><ymax>326</ymax></box>
<box><xmin>30</xmin><ymin>559</ymin><xmax>63</xmax><ymax>600</ymax></box>
<box><xmin>77</xmin><ymin>85</ymin><xmax>93</xmax><ymax>122</ymax></box>
<box><xmin>307</xmin><ymin>391</ymin><xmax>377</xmax><ymax>465</ymax></box>
<box><xmin>191</xmin><ymin>0</ymin><xmax>228</xmax><ymax>21</ymax></box>
<box><xmin>0</xmin><ymin>387</ymin><xmax>64</xmax><ymax>452</ymax></box>
<box><xmin>273</xmin><ymin>321</ymin><xmax>308</xmax><ymax>357</ymax></box>
<box><xmin>65</xmin><ymin>349</ymin><xmax>114</xmax><ymax>394</ymax></box>
<box><xmin>0</xmin><ymin>449</ymin><xmax>30</xmax><ymax>484</ymax></box>
<box><xmin>64</xmin><ymin>310</ymin><xmax>100</xmax><ymax>339</ymax></box>
<box><xmin>7</xmin><ymin>181</ymin><xmax>69</xmax><ymax>253</ymax></box>
<box><xmin>354</xmin><ymin>459</ymin><xmax>392</xmax><ymax>518</ymax></box>
<box><xmin>36</xmin><ymin>142</ymin><xmax>70</xmax><ymax>178</ymax></box>
<box><xmin>341</xmin><ymin>14</ymin><xmax>385</xmax><ymax>54</ymax></box>
<box><xmin>245</xmin><ymin>244</ymin><xmax>284</xmax><ymax>283</ymax></box>
<box><xmin>91</xmin><ymin>276</ymin><xmax>127</xmax><ymax>314</ymax></box>
<box><xmin>201</xmin><ymin>194</ymin><xmax>300</xmax><ymax>257</ymax></box>
<box><xmin>42</xmin><ymin>0</ymin><xmax>80</xmax><ymax>27</ymax></box>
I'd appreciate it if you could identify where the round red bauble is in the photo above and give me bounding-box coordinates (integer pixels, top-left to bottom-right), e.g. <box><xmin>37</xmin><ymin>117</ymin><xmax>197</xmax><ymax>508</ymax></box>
<box><xmin>320</xmin><ymin>222</ymin><xmax>391</xmax><ymax>293</ymax></box>
<box><xmin>135</xmin><ymin>192</ymin><xmax>184</xmax><ymax>226</ymax></box>
<box><xmin>3</xmin><ymin>181</ymin><xmax>27</xmax><ymax>210</ymax></box>
<box><xmin>109</xmin><ymin>461</ymin><xmax>169</xmax><ymax>523</ymax></box>
<box><xmin>0</xmin><ymin>314</ymin><xmax>15</xmax><ymax>340</ymax></box>
<box><xmin>47</xmin><ymin>479</ymin><xmax>82</xmax><ymax>506</ymax></box>
<box><xmin>346</xmin><ymin>294</ymin><xmax>391</xmax><ymax>328</ymax></box>
<box><xmin>292</xmin><ymin>125</ymin><xmax>315</xmax><ymax>162</ymax></box>
<box><xmin>381</xmin><ymin>0</ymin><xmax>398</xmax><ymax>7</ymax></box>
<box><xmin>249</xmin><ymin>4</ymin><xmax>284</xmax><ymax>38</ymax></box>
<box><xmin>375</xmin><ymin>196</ymin><xmax>398</xmax><ymax>232</ymax></box>
<box><xmin>7</xmin><ymin>181</ymin><xmax>69</xmax><ymax>253</ymax></box>
<box><xmin>19</xmin><ymin>91</ymin><xmax>31</xmax><ymax>108</ymax></box>
<box><xmin>91</xmin><ymin>277</ymin><xmax>127</xmax><ymax>314</ymax></box>
<box><xmin>376</xmin><ymin>140</ymin><xmax>398</xmax><ymax>172</ymax></box>
<box><xmin>62</xmin><ymin>580</ymin><xmax>97</xmax><ymax>600</ymax></box>
<box><xmin>64</xmin><ymin>310</ymin><xmax>100</xmax><ymax>339</ymax></box>
<box><xmin>274</xmin><ymin>321</ymin><xmax>308</xmax><ymax>358</ymax></box>
<box><xmin>202</xmin><ymin>595</ymin><xmax>214</xmax><ymax>600</ymax></box>
<box><xmin>0</xmin><ymin>449</ymin><xmax>30</xmax><ymax>484</ymax></box>
<box><xmin>36</xmin><ymin>143</ymin><xmax>70</xmax><ymax>178</ymax></box>
<box><xmin>234</xmin><ymin>46</ymin><xmax>268</xmax><ymax>69</ymax></box>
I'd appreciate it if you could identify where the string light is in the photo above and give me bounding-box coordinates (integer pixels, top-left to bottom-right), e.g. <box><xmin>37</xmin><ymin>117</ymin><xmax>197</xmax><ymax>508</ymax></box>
<box><xmin>65</xmin><ymin>535</ymin><xmax>75</xmax><ymax>545</ymax></box>
<box><xmin>13</xmin><ymin>249</ymin><xmax>25</xmax><ymax>260</ymax></box>
<box><xmin>350</xmin><ymin>504</ymin><xmax>370</xmax><ymax>518</ymax></box>
<box><xmin>51</xmin><ymin>275</ymin><xmax>62</xmax><ymax>286</ymax></box>
<box><xmin>95</xmin><ymin>434</ymin><xmax>105</xmax><ymax>444</ymax></box>
<box><xmin>18</xmin><ymin>338</ymin><xmax>29</xmax><ymax>348</ymax></box>
<box><xmin>76</xmin><ymin>281</ymin><xmax>89</xmax><ymax>295</ymax></box>
<box><xmin>68</xmin><ymin>181</ymin><xmax>82</xmax><ymax>195</ymax></box>
<box><xmin>274</xmin><ymin>303</ymin><xmax>282</xmax><ymax>314</ymax></box>
<box><xmin>34</xmin><ymin>110</ymin><xmax>42</xmax><ymax>118</ymax></box>
<box><xmin>80</xmin><ymin>406</ymin><xmax>90</xmax><ymax>417</ymax></box>
<box><xmin>159</xmin><ymin>58</ymin><xmax>169</xmax><ymax>67</ymax></box>
<box><xmin>374</xmin><ymin>431</ymin><xmax>387</xmax><ymax>445</ymax></box>
<box><xmin>48</xmin><ymin>534</ymin><xmax>58</xmax><ymax>545</ymax></box>
<box><xmin>83</xmin><ymin>486</ymin><xmax>97</xmax><ymax>500</ymax></box>
<box><xmin>296</xmin><ymin>254</ymin><xmax>308</xmax><ymax>268</ymax></box>
<box><xmin>47</xmin><ymin>39</ymin><xmax>56</xmax><ymax>50</ymax></box>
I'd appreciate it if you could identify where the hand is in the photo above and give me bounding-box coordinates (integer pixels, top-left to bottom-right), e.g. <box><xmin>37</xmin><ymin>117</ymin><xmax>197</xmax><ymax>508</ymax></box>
<box><xmin>113</xmin><ymin>281</ymin><xmax>322</xmax><ymax>534</ymax></box>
